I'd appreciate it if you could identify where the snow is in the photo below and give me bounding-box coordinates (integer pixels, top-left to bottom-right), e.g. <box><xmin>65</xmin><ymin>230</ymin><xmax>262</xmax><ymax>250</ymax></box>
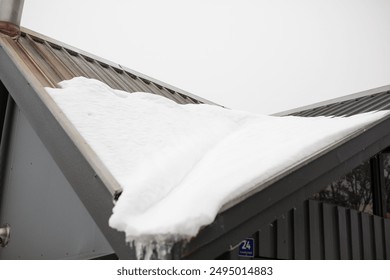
<box><xmin>45</xmin><ymin>77</ymin><xmax>389</xmax><ymax>259</ymax></box>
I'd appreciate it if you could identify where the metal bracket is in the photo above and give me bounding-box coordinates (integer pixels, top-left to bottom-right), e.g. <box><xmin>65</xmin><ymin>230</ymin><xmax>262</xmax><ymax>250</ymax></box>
<box><xmin>0</xmin><ymin>224</ymin><xmax>11</xmax><ymax>247</ymax></box>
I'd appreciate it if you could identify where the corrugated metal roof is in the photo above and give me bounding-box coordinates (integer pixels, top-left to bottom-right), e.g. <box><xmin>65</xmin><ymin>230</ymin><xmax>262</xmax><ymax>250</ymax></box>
<box><xmin>276</xmin><ymin>85</ymin><xmax>390</xmax><ymax>117</ymax></box>
<box><xmin>5</xmin><ymin>27</ymin><xmax>216</xmax><ymax>106</ymax></box>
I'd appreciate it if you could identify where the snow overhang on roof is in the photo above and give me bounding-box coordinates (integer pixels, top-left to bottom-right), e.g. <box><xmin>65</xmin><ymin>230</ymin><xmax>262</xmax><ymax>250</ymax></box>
<box><xmin>1</xmin><ymin>27</ymin><xmax>390</xmax><ymax>259</ymax></box>
<box><xmin>0</xmin><ymin>27</ymin><xmax>218</xmax><ymax>259</ymax></box>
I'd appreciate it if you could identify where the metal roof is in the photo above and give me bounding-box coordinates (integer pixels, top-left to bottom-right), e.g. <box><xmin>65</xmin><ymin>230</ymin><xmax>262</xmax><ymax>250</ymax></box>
<box><xmin>275</xmin><ymin>85</ymin><xmax>390</xmax><ymax>117</ymax></box>
<box><xmin>7</xmin><ymin>27</ymin><xmax>216</xmax><ymax>106</ymax></box>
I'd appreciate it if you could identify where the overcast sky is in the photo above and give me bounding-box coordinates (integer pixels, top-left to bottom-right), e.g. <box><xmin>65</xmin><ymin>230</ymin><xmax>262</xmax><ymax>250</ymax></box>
<box><xmin>21</xmin><ymin>0</ymin><xmax>390</xmax><ymax>114</ymax></box>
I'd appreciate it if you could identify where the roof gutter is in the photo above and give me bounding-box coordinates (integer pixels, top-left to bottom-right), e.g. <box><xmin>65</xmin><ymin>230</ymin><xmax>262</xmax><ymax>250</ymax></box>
<box><xmin>0</xmin><ymin>0</ymin><xmax>24</xmax><ymax>39</ymax></box>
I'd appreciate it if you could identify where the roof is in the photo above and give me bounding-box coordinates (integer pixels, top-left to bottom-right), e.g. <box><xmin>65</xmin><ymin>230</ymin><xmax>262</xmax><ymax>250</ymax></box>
<box><xmin>5</xmin><ymin>27</ymin><xmax>215</xmax><ymax>106</ymax></box>
<box><xmin>1</xmin><ymin>28</ymin><xmax>390</xmax><ymax>259</ymax></box>
<box><xmin>274</xmin><ymin>85</ymin><xmax>390</xmax><ymax>117</ymax></box>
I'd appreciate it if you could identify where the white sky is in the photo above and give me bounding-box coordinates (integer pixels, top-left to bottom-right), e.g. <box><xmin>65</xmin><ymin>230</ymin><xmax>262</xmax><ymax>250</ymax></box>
<box><xmin>21</xmin><ymin>0</ymin><xmax>390</xmax><ymax>114</ymax></box>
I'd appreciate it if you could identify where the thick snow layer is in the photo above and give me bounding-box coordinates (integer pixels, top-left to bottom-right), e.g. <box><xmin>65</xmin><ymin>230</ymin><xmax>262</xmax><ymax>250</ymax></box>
<box><xmin>46</xmin><ymin>77</ymin><xmax>389</xmax><ymax>258</ymax></box>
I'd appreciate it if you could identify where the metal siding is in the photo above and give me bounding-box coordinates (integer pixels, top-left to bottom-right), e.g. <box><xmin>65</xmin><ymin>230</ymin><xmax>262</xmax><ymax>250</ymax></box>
<box><xmin>349</xmin><ymin>209</ymin><xmax>363</xmax><ymax>259</ymax></box>
<box><xmin>322</xmin><ymin>203</ymin><xmax>339</xmax><ymax>259</ymax></box>
<box><xmin>373</xmin><ymin>215</ymin><xmax>385</xmax><ymax>259</ymax></box>
<box><xmin>0</xmin><ymin>106</ymin><xmax>113</xmax><ymax>259</ymax></box>
<box><xmin>385</xmin><ymin>219</ymin><xmax>390</xmax><ymax>259</ymax></box>
<box><xmin>308</xmin><ymin>200</ymin><xmax>324</xmax><ymax>259</ymax></box>
<box><xmin>337</xmin><ymin>207</ymin><xmax>351</xmax><ymax>259</ymax></box>
<box><xmin>250</xmin><ymin>201</ymin><xmax>390</xmax><ymax>260</ymax></box>
<box><xmin>360</xmin><ymin>213</ymin><xmax>374</xmax><ymax>259</ymax></box>
<box><xmin>293</xmin><ymin>202</ymin><xmax>310</xmax><ymax>259</ymax></box>
<box><xmin>276</xmin><ymin>215</ymin><xmax>288</xmax><ymax>259</ymax></box>
<box><xmin>286</xmin><ymin>209</ymin><xmax>295</xmax><ymax>259</ymax></box>
<box><xmin>257</xmin><ymin>222</ymin><xmax>276</xmax><ymax>259</ymax></box>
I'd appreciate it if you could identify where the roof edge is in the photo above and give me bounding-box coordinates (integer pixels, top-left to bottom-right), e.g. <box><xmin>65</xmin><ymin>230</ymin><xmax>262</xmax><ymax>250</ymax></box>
<box><xmin>220</xmin><ymin>110</ymin><xmax>390</xmax><ymax>212</ymax></box>
<box><xmin>273</xmin><ymin>84</ymin><xmax>390</xmax><ymax>116</ymax></box>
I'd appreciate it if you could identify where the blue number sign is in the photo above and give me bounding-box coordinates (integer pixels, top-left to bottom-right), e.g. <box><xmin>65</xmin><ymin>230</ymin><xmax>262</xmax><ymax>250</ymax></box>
<box><xmin>238</xmin><ymin>238</ymin><xmax>254</xmax><ymax>257</ymax></box>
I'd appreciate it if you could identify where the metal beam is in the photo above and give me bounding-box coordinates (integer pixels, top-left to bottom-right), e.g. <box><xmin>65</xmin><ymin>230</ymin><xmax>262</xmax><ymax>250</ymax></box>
<box><xmin>371</xmin><ymin>154</ymin><xmax>386</xmax><ymax>216</ymax></box>
<box><xmin>0</xmin><ymin>93</ymin><xmax>14</xmax><ymax>217</ymax></box>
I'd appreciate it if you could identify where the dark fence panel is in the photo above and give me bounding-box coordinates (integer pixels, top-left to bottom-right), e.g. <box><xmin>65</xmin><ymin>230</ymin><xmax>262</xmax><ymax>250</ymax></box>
<box><xmin>251</xmin><ymin>200</ymin><xmax>390</xmax><ymax>260</ymax></box>
<box><xmin>373</xmin><ymin>215</ymin><xmax>385</xmax><ymax>259</ymax></box>
<box><xmin>385</xmin><ymin>219</ymin><xmax>390</xmax><ymax>258</ymax></box>
<box><xmin>293</xmin><ymin>202</ymin><xmax>310</xmax><ymax>259</ymax></box>
<box><xmin>337</xmin><ymin>207</ymin><xmax>351</xmax><ymax>259</ymax></box>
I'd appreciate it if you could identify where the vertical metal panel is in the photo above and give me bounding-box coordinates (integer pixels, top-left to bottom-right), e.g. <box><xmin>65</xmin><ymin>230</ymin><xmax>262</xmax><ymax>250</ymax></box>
<box><xmin>293</xmin><ymin>202</ymin><xmax>309</xmax><ymax>259</ymax></box>
<box><xmin>337</xmin><ymin>207</ymin><xmax>351</xmax><ymax>259</ymax></box>
<box><xmin>221</xmin><ymin>201</ymin><xmax>389</xmax><ymax>260</ymax></box>
<box><xmin>251</xmin><ymin>232</ymin><xmax>259</xmax><ymax>260</ymax></box>
<box><xmin>373</xmin><ymin>216</ymin><xmax>385</xmax><ymax>259</ymax></box>
<box><xmin>322</xmin><ymin>203</ymin><xmax>340</xmax><ymax>259</ymax></box>
<box><xmin>308</xmin><ymin>200</ymin><xmax>324</xmax><ymax>259</ymax></box>
<box><xmin>349</xmin><ymin>209</ymin><xmax>363</xmax><ymax>259</ymax></box>
<box><xmin>385</xmin><ymin>219</ymin><xmax>390</xmax><ymax>259</ymax></box>
<box><xmin>361</xmin><ymin>213</ymin><xmax>374</xmax><ymax>259</ymax></box>
<box><xmin>286</xmin><ymin>209</ymin><xmax>294</xmax><ymax>259</ymax></box>
<box><xmin>0</xmin><ymin>107</ymin><xmax>113</xmax><ymax>259</ymax></box>
<box><xmin>257</xmin><ymin>222</ymin><xmax>276</xmax><ymax>259</ymax></box>
<box><xmin>276</xmin><ymin>215</ymin><xmax>288</xmax><ymax>259</ymax></box>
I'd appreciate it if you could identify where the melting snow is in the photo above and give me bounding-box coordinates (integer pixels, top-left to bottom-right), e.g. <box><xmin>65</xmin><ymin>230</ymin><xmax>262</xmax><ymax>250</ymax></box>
<box><xmin>46</xmin><ymin>77</ymin><xmax>389</xmax><ymax>259</ymax></box>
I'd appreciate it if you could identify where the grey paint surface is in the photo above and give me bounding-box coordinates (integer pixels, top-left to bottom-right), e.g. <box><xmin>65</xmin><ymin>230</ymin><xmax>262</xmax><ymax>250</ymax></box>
<box><xmin>0</xmin><ymin>105</ymin><xmax>113</xmax><ymax>259</ymax></box>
